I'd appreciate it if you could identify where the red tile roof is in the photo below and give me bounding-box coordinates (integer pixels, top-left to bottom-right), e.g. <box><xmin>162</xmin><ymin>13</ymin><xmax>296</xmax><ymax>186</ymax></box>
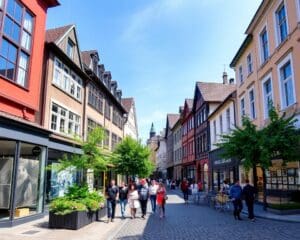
<box><xmin>196</xmin><ymin>82</ymin><xmax>236</xmax><ymax>102</ymax></box>
<box><xmin>46</xmin><ymin>24</ymin><xmax>74</xmax><ymax>43</ymax></box>
<box><xmin>121</xmin><ymin>98</ymin><xmax>134</xmax><ymax>113</ymax></box>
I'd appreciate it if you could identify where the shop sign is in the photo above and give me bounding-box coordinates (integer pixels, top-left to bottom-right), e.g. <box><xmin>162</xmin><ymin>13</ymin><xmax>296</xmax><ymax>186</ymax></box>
<box><xmin>213</xmin><ymin>158</ymin><xmax>231</xmax><ymax>166</ymax></box>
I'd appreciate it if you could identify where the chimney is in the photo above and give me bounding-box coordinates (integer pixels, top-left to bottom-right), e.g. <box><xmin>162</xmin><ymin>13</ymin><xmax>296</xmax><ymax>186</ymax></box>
<box><xmin>229</xmin><ymin>78</ymin><xmax>235</xmax><ymax>84</ymax></box>
<box><xmin>223</xmin><ymin>71</ymin><xmax>228</xmax><ymax>84</ymax></box>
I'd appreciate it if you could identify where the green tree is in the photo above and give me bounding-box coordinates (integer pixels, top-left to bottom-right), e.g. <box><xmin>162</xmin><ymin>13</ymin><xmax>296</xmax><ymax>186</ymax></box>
<box><xmin>218</xmin><ymin>107</ymin><xmax>300</xmax><ymax>209</ymax></box>
<box><xmin>56</xmin><ymin>127</ymin><xmax>110</xmax><ymax>185</ymax></box>
<box><xmin>111</xmin><ymin>136</ymin><xmax>154</xmax><ymax>179</ymax></box>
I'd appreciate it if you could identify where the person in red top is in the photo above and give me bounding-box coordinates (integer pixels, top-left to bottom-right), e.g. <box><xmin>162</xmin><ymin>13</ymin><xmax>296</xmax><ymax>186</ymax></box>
<box><xmin>156</xmin><ymin>182</ymin><xmax>167</xmax><ymax>219</ymax></box>
<box><xmin>181</xmin><ymin>178</ymin><xmax>189</xmax><ymax>204</ymax></box>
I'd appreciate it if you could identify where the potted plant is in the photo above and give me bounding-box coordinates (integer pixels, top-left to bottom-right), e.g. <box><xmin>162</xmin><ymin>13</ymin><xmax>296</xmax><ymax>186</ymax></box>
<box><xmin>49</xmin><ymin>185</ymin><xmax>105</xmax><ymax>230</ymax></box>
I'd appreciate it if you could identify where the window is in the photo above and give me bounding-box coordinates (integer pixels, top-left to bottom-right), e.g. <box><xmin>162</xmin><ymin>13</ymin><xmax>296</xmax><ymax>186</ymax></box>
<box><xmin>0</xmin><ymin>0</ymin><xmax>34</xmax><ymax>87</ymax></box>
<box><xmin>52</xmin><ymin>57</ymin><xmax>82</xmax><ymax>101</ymax></box>
<box><xmin>88</xmin><ymin>83</ymin><xmax>103</xmax><ymax>113</ymax></box>
<box><xmin>105</xmin><ymin>101</ymin><xmax>111</xmax><ymax>120</ymax></box>
<box><xmin>247</xmin><ymin>54</ymin><xmax>253</xmax><ymax>74</ymax></box>
<box><xmin>104</xmin><ymin>129</ymin><xmax>110</xmax><ymax>148</ymax></box>
<box><xmin>219</xmin><ymin>115</ymin><xmax>223</xmax><ymax>134</ymax></box>
<box><xmin>213</xmin><ymin>120</ymin><xmax>217</xmax><ymax>143</ymax></box>
<box><xmin>238</xmin><ymin>65</ymin><xmax>243</xmax><ymax>84</ymax></box>
<box><xmin>112</xmin><ymin>108</ymin><xmax>123</xmax><ymax>129</ymax></box>
<box><xmin>226</xmin><ymin>108</ymin><xmax>230</xmax><ymax>132</ymax></box>
<box><xmin>240</xmin><ymin>97</ymin><xmax>245</xmax><ymax>118</ymax></box>
<box><xmin>279</xmin><ymin>60</ymin><xmax>295</xmax><ymax>108</ymax></box>
<box><xmin>260</xmin><ymin>28</ymin><xmax>269</xmax><ymax>63</ymax></box>
<box><xmin>50</xmin><ymin>102</ymin><xmax>81</xmax><ymax>136</ymax></box>
<box><xmin>67</xmin><ymin>38</ymin><xmax>74</xmax><ymax>59</ymax></box>
<box><xmin>111</xmin><ymin>133</ymin><xmax>118</xmax><ymax>150</ymax></box>
<box><xmin>262</xmin><ymin>77</ymin><xmax>273</xmax><ymax>118</ymax></box>
<box><xmin>87</xmin><ymin>118</ymin><xmax>101</xmax><ymax>134</ymax></box>
<box><xmin>276</xmin><ymin>4</ymin><xmax>288</xmax><ymax>44</ymax></box>
<box><xmin>249</xmin><ymin>89</ymin><xmax>256</xmax><ymax>119</ymax></box>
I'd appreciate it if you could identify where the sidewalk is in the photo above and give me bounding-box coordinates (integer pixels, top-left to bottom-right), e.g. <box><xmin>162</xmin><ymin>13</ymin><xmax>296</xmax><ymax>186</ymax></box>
<box><xmin>170</xmin><ymin>188</ymin><xmax>300</xmax><ymax>223</ymax></box>
<box><xmin>0</xmin><ymin>205</ymin><xmax>128</xmax><ymax>240</ymax></box>
<box><xmin>242</xmin><ymin>204</ymin><xmax>300</xmax><ymax>223</ymax></box>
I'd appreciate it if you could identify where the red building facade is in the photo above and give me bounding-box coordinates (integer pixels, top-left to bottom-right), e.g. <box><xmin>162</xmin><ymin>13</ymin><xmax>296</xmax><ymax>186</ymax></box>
<box><xmin>181</xmin><ymin>99</ymin><xmax>195</xmax><ymax>180</ymax></box>
<box><xmin>0</xmin><ymin>0</ymin><xmax>59</xmax><ymax>227</ymax></box>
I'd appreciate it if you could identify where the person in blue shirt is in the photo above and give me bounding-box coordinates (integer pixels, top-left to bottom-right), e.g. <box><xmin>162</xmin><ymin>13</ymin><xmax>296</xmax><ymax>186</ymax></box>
<box><xmin>230</xmin><ymin>179</ymin><xmax>243</xmax><ymax>220</ymax></box>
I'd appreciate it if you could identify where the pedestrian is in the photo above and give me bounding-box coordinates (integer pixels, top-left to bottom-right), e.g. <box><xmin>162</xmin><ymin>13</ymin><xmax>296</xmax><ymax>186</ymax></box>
<box><xmin>190</xmin><ymin>180</ymin><xmax>198</xmax><ymax>203</ymax></box>
<box><xmin>119</xmin><ymin>181</ymin><xmax>128</xmax><ymax>219</ymax></box>
<box><xmin>221</xmin><ymin>180</ymin><xmax>230</xmax><ymax>195</ymax></box>
<box><xmin>138</xmin><ymin>179</ymin><xmax>149</xmax><ymax>219</ymax></box>
<box><xmin>105</xmin><ymin>180</ymin><xmax>119</xmax><ymax>223</ymax></box>
<box><xmin>243</xmin><ymin>179</ymin><xmax>257</xmax><ymax>221</ymax></box>
<box><xmin>127</xmin><ymin>183</ymin><xmax>139</xmax><ymax>219</ymax></box>
<box><xmin>157</xmin><ymin>182</ymin><xmax>167</xmax><ymax>219</ymax></box>
<box><xmin>171</xmin><ymin>180</ymin><xmax>176</xmax><ymax>190</ymax></box>
<box><xmin>181</xmin><ymin>178</ymin><xmax>189</xmax><ymax>204</ymax></box>
<box><xmin>229</xmin><ymin>179</ymin><xmax>243</xmax><ymax>220</ymax></box>
<box><xmin>149</xmin><ymin>179</ymin><xmax>158</xmax><ymax>213</ymax></box>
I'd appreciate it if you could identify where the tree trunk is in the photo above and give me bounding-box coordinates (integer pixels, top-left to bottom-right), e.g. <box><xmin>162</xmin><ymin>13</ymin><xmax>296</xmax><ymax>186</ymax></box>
<box><xmin>252</xmin><ymin>164</ymin><xmax>258</xmax><ymax>193</ymax></box>
<box><xmin>262</xmin><ymin>168</ymin><xmax>268</xmax><ymax>211</ymax></box>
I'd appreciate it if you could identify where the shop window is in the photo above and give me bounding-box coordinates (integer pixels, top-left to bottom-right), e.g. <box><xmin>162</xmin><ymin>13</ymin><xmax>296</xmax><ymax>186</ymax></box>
<box><xmin>14</xmin><ymin>142</ymin><xmax>45</xmax><ymax>219</ymax></box>
<box><xmin>0</xmin><ymin>140</ymin><xmax>15</xmax><ymax>221</ymax></box>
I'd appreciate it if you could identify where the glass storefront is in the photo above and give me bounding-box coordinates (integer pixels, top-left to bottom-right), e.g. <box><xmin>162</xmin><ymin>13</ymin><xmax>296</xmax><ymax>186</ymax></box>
<box><xmin>0</xmin><ymin>140</ymin><xmax>46</xmax><ymax>221</ymax></box>
<box><xmin>0</xmin><ymin>140</ymin><xmax>15</xmax><ymax>221</ymax></box>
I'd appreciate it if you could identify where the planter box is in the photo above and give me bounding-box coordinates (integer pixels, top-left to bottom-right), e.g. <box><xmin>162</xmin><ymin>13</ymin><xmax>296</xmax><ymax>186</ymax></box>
<box><xmin>49</xmin><ymin>210</ymin><xmax>98</xmax><ymax>230</ymax></box>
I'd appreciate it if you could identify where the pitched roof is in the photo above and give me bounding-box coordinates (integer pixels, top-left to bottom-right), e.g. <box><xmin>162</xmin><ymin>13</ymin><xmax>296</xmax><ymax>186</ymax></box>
<box><xmin>186</xmin><ymin>99</ymin><xmax>193</xmax><ymax>109</ymax></box>
<box><xmin>46</xmin><ymin>24</ymin><xmax>74</xmax><ymax>43</ymax></box>
<box><xmin>196</xmin><ymin>82</ymin><xmax>236</xmax><ymax>102</ymax></box>
<box><xmin>81</xmin><ymin>50</ymin><xmax>98</xmax><ymax>67</ymax></box>
<box><xmin>121</xmin><ymin>98</ymin><xmax>134</xmax><ymax>113</ymax></box>
<box><xmin>167</xmin><ymin>114</ymin><xmax>180</xmax><ymax>129</ymax></box>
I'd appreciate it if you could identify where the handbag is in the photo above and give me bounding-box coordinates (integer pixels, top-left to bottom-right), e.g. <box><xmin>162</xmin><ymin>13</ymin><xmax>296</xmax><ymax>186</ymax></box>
<box><xmin>164</xmin><ymin>195</ymin><xmax>168</xmax><ymax>200</ymax></box>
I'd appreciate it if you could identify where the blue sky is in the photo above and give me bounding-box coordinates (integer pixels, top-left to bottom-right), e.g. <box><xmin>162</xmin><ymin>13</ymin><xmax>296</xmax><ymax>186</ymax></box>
<box><xmin>47</xmin><ymin>0</ymin><xmax>262</xmax><ymax>143</ymax></box>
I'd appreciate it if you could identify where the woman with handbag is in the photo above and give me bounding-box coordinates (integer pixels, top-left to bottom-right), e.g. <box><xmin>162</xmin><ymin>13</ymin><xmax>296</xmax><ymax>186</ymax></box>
<box><xmin>156</xmin><ymin>182</ymin><xmax>167</xmax><ymax>219</ymax></box>
<box><xmin>127</xmin><ymin>183</ymin><xmax>140</xmax><ymax>219</ymax></box>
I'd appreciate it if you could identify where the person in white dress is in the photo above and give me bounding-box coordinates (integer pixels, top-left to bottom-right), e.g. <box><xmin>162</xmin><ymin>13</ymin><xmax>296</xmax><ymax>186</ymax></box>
<box><xmin>127</xmin><ymin>183</ymin><xmax>140</xmax><ymax>219</ymax></box>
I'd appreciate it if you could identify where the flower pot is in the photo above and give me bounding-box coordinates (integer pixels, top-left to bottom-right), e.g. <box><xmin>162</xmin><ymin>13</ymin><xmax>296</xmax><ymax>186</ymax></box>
<box><xmin>49</xmin><ymin>210</ymin><xmax>98</xmax><ymax>230</ymax></box>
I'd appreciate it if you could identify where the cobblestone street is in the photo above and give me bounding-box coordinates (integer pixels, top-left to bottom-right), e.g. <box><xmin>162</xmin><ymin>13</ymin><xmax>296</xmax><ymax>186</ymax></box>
<box><xmin>111</xmin><ymin>191</ymin><xmax>300</xmax><ymax>240</ymax></box>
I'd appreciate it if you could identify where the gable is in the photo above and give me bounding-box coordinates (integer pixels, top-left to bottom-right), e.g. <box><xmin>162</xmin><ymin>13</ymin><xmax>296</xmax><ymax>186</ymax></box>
<box><xmin>56</xmin><ymin>27</ymin><xmax>82</xmax><ymax>69</ymax></box>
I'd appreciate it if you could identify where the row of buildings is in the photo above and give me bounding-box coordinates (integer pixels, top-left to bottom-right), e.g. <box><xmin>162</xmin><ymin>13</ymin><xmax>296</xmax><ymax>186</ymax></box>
<box><xmin>148</xmin><ymin>0</ymin><xmax>300</xmax><ymax>203</ymax></box>
<box><xmin>0</xmin><ymin>0</ymin><xmax>138</xmax><ymax>227</ymax></box>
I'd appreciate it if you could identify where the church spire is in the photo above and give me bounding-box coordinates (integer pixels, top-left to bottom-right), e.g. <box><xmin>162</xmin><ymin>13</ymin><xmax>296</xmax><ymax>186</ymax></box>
<box><xmin>150</xmin><ymin>122</ymin><xmax>156</xmax><ymax>138</ymax></box>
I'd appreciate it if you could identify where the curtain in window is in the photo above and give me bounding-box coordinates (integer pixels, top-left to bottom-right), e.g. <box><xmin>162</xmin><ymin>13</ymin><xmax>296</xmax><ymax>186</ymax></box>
<box><xmin>16</xmin><ymin>52</ymin><xmax>28</xmax><ymax>86</ymax></box>
<box><xmin>21</xmin><ymin>31</ymin><xmax>31</xmax><ymax>50</ymax></box>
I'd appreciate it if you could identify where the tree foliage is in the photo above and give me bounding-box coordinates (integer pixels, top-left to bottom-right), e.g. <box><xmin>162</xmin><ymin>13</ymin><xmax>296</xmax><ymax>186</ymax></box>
<box><xmin>218</xmin><ymin>107</ymin><xmax>300</xmax><ymax>170</ymax></box>
<box><xmin>111</xmin><ymin>136</ymin><xmax>154</xmax><ymax>178</ymax></box>
<box><xmin>55</xmin><ymin>127</ymin><xmax>110</xmax><ymax>177</ymax></box>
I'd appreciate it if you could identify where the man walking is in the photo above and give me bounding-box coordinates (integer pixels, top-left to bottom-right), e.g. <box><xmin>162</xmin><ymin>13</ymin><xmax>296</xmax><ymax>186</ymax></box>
<box><xmin>106</xmin><ymin>180</ymin><xmax>119</xmax><ymax>222</ymax></box>
<box><xmin>243</xmin><ymin>179</ymin><xmax>256</xmax><ymax>221</ymax></box>
<box><xmin>181</xmin><ymin>178</ymin><xmax>189</xmax><ymax>204</ymax></box>
<box><xmin>230</xmin><ymin>179</ymin><xmax>243</xmax><ymax>220</ymax></box>
<box><xmin>138</xmin><ymin>179</ymin><xmax>149</xmax><ymax>219</ymax></box>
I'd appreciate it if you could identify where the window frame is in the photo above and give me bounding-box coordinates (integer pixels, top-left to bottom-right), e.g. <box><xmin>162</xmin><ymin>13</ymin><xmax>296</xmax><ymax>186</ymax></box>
<box><xmin>248</xmin><ymin>87</ymin><xmax>256</xmax><ymax>120</ymax></box>
<box><xmin>0</xmin><ymin>0</ymin><xmax>35</xmax><ymax>88</ymax></box>
<box><xmin>238</xmin><ymin>65</ymin><xmax>244</xmax><ymax>84</ymax></box>
<box><xmin>226</xmin><ymin>108</ymin><xmax>230</xmax><ymax>132</ymax></box>
<box><xmin>66</xmin><ymin>38</ymin><xmax>75</xmax><ymax>60</ymax></box>
<box><xmin>274</xmin><ymin>2</ymin><xmax>289</xmax><ymax>46</ymax></box>
<box><xmin>240</xmin><ymin>96</ymin><xmax>246</xmax><ymax>123</ymax></box>
<box><xmin>259</xmin><ymin>26</ymin><xmax>269</xmax><ymax>64</ymax></box>
<box><xmin>50</xmin><ymin>100</ymin><xmax>81</xmax><ymax>137</ymax></box>
<box><xmin>277</xmin><ymin>53</ymin><xmax>296</xmax><ymax>110</ymax></box>
<box><xmin>247</xmin><ymin>53</ymin><xmax>253</xmax><ymax>75</ymax></box>
<box><xmin>261</xmin><ymin>73</ymin><xmax>274</xmax><ymax>119</ymax></box>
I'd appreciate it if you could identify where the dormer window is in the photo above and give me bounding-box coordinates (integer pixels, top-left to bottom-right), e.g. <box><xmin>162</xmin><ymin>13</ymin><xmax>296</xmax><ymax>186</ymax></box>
<box><xmin>67</xmin><ymin>38</ymin><xmax>74</xmax><ymax>60</ymax></box>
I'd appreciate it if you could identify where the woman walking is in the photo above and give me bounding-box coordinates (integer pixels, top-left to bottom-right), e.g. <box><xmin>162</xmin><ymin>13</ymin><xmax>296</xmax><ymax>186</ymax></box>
<box><xmin>127</xmin><ymin>183</ymin><xmax>139</xmax><ymax>219</ymax></box>
<box><xmin>156</xmin><ymin>182</ymin><xmax>167</xmax><ymax>219</ymax></box>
